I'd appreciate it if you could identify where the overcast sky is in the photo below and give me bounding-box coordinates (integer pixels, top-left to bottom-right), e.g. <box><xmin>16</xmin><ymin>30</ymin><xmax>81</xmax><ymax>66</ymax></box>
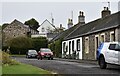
<box><xmin>0</xmin><ymin>0</ymin><xmax>119</xmax><ymax>28</ymax></box>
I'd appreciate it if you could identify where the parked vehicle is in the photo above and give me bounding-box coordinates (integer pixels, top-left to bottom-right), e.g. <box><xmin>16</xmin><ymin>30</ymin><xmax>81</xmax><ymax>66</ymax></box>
<box><xmin>97</xmin><ymin>42</ymin><xmax>120</xmax><ymax>69</ymax></box>
<box><xmin>26</xmin><ymin>50</ymin><xmax>38</xmax><ymax>58</ymax></box>
<box><xmin>37</xmin><ymin>48</ymin><xmax>53</xmax><ymax>60</ymax></box>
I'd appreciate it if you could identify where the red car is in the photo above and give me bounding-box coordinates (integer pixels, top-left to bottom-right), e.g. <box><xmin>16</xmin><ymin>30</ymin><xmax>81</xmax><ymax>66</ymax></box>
<box><xmin>37</xmin><ymin>48</ymin><xmax>53</xmax><ymax>60</ymax></box>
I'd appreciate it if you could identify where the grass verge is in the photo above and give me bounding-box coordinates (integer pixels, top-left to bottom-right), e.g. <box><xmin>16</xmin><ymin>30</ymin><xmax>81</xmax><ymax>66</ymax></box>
<box><xmin>2</xmin><ymin>63</ymin><xmax>51</xmax><ymax>74</ymax></box>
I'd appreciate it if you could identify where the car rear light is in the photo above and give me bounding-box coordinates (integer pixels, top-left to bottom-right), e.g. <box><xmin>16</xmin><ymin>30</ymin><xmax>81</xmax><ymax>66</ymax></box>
<box><xmin>41</xmin><ymin>52</ymin><xmax>44</xmax><ymax>56</ymax></box>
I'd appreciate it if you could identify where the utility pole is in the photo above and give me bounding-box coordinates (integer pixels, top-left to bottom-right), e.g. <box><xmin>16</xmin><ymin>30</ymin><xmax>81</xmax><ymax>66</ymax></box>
<box><xmin>51</xmin><ymin>13</ymin><xmax>54</xmax><ymax>25</ymax></box>
<box><xmin>71</xmin><ymin>11</ymin><xmax>73</xmax><ymax>23</ymax></box>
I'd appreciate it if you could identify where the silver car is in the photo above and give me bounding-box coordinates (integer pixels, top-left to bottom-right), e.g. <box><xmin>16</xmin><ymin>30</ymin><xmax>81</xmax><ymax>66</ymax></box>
<box><xmin>26</xmin><ymin>50</ymin><xmax>38</xmax><ymax>58</ymax></box>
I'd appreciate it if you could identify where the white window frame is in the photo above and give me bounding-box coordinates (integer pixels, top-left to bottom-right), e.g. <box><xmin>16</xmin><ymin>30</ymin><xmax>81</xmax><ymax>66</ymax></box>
<box><xmin>110</xmin><ymin>31</ymin><xmax>115</xmax><ymax>42</ymax></box>
<box><xmin>85</xmin><ymin>37</ymin><xmax>89</xmax><ymax>54</ymax></box>
<box><xmin>100</xmin><ymin>33</ymin><xmax>105</xmax><ymax>43</ymax></box>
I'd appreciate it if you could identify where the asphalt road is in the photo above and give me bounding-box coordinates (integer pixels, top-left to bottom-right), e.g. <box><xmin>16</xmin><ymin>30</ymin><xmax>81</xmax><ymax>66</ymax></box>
<box><xmin>13</xmin><ymin>57</ymin><xmax>120</xmax><ymax>75</ymax></box>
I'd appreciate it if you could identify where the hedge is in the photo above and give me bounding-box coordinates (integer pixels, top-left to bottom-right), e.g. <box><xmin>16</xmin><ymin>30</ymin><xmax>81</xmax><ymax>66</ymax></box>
<box><xmin>48</xmin><ymin>39</ymin><xmax>62</xmax><ymax>58</ymax></box>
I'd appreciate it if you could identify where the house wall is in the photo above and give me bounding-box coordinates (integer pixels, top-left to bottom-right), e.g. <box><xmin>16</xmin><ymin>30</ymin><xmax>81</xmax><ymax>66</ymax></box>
<box><xmin>3</xmin><ymin>24</ymin><xmax>29</xmax><ymax>44</ymax></box>
<box><xmin>62</xmin><ymin>37</ymin><xmax>82</xmax><ymax>59</ymax></box>
<box><xmin>82</xmin><ymin>28</ymin><xmax>119</xmax><ymax>60</ymax></box>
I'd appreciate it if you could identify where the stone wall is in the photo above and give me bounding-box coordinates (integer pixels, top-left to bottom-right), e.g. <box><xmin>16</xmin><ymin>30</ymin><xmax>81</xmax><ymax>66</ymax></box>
<box><xmin>82</xmin><ymin>28</ymin><xmax>118</xmax><ymax>60</ymax></box>
<box><xmin>3</xmin><ymin>23</ymin><xmax>29</xmax><ymax>45</ymax></box>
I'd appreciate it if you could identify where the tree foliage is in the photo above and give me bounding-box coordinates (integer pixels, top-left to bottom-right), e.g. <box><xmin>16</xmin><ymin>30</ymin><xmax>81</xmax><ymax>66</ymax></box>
<box><xmin>49</xmin><ymin>39</ymin><xmax>62</xmax><ymax>57</ymax></box>
<box><xmin>24</xmin><ymin>18</ymin><xmax>39</xmax><ymax>30</ymax></box>
<box><xmin>32</xmin><ymin>37</ymin><xmax>48</xmax><ymax>51</ymax></box>
<box><xmin>7</xmin><ymin>37</ymin><xmax>33</xmax><ymax>54</ymax></box>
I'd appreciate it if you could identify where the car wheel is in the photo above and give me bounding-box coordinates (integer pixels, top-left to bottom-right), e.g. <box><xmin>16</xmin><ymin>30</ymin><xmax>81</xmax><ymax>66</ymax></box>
<box><xmin>40</xmin><ymin>57</ymin><xmax>43</xmax><ymax>60</ymax></box>
<box><xmin>37</xmin><ymin>56</ymin><xmax>40</xmax><ymax>60</ymax></box>
<box><xmin>48</xmin><ymin>57</ymin><xmax>50</xmax><ymax>60</ymax></box>
<box><xmin>99</xmin><ymin>56</ymin><xmax>107</xmax><ymax>69</ymax></box>
<box><xmin>51</xmin><ymin>57</ymin><xmax>53</xmax><ymax>60</ymax></box>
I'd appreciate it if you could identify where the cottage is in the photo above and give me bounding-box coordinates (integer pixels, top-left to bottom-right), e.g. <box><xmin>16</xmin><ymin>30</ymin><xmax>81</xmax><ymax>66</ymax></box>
<box><xmin>62</xmin><ymin>7</ymin><xmax>120</xmax><ymax>60</ymax></box>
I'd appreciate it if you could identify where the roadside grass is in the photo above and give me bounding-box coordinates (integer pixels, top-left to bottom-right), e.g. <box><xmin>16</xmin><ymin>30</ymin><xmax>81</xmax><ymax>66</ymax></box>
<box><xmin>10</xmin><ymin>54</ymin><xmax>26</xmax><ymax>57</ymax></box>
<box><xmin>2</xmin><ymin>63</ymin><xmax>51</xmax><ymax>74</ymax></box>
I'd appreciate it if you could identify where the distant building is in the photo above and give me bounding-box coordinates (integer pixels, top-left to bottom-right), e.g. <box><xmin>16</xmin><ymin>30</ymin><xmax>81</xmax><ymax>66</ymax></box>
<box><xmin>32</xmin><ymin>19</ymin><xmax>59</xmax><ymax>41</ymax></box>
<box><xmin>2</xmin><ymin>19</ymin><xmax>31</xmax><ymax>45</ymax></box>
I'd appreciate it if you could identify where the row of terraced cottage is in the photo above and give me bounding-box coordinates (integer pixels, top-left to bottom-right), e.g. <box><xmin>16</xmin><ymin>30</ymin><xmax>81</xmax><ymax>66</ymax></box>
<box><xmin>51</xmin><ymin>7</ymin><xmax>120</xmax><ymax>60</ymax></box>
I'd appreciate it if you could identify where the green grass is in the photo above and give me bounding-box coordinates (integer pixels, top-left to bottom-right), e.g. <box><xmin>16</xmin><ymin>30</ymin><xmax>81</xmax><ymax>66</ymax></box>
<box><xmin>10</xmin><ymin>55</ymin><xmax>26</xmax><ymax>57</ymax></box>
<box><xmin>2</xmin><ymin>63</ymin><xmax>51</xmax><ymax>74</ymax></box>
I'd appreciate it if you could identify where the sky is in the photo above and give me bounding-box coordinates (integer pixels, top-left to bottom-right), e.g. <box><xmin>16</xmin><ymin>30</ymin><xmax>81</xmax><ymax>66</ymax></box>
<box><xmin>0</xmin><ymin>0</ymin><xmax>119</xmax><ymax>29</ymax></box>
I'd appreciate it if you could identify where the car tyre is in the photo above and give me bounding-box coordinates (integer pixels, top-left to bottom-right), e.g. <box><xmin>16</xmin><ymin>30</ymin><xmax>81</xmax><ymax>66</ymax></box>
<box><xmin>99</xmin><ymin>56</ymin><xmax>107</xmax><ymax>69</ymax></box>
<box><xmin>51</xmin><ymin>57</ymin><xmax>53</xmax><ymax>60</ymax></box>
<box><xmin>37</xmin><ymin>56</ymin><xmax>40</xmax><ymax>60</ymax></box>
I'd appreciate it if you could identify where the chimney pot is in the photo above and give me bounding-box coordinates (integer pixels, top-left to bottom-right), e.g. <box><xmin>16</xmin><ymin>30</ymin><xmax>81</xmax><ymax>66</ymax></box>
<box><xmin>60</xmin><ymin>24</ymin><xmax>62</xmax><ymax>28</ymax></box>
<box><xmin>78</xmin><ymin>11</ymin><xmax>85</xmax><ymax>24</ymax></box>
<box><xmin>101</xmin><ymin>7</ymin><xmax>111</xmax><ymax>18</ymax></box>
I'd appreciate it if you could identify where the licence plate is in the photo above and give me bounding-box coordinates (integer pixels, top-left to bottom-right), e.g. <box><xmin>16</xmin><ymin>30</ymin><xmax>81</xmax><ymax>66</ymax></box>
<box><xmin>46</xmin><ymin>55</ymin><xmax>50</xmax><ymax>57</ymax></box>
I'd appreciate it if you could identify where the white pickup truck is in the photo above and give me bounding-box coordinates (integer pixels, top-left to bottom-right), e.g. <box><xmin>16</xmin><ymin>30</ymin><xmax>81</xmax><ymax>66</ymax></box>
<box><xmin>97</xmin><ymin>42</ymin><xmax>120</xmax><ymax>69</ymax></box>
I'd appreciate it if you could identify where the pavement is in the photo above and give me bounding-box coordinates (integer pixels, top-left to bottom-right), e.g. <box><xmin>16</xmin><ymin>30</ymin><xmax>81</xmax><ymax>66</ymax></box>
<box><xmin>54</xmin><ymin>58</ymin><xmax>98</xmax><ymax>65</ymax></box>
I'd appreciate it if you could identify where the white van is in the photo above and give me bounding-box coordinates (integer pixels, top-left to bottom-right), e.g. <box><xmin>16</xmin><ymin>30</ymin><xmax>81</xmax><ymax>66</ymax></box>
<box><xmin>97</xmin><ymin>42</ymin><xmax>120</xmax><ymax>69</ymax></box>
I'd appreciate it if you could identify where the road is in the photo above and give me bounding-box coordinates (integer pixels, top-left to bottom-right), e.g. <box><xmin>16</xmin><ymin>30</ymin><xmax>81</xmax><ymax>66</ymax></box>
<box><xmin>13</xmin><ymin>57</ymin><xmax>120</xmax><ymax>76</ymax></box>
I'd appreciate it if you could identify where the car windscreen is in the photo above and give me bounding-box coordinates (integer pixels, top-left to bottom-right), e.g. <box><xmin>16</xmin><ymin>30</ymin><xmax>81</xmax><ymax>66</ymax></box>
<box><xmin>116</xmin><ymin>43</ymin><xmax>120</xmax><ymax>50</ymax></box>
<box><xmin>29</xmin><ymin>50</ymin><xmax>37</xmax><ymax>54</ymax></box>
<box><xmin>40</xmin><ymin>49</ymin><xmax>51</xmax><ymax>52</ymax></box>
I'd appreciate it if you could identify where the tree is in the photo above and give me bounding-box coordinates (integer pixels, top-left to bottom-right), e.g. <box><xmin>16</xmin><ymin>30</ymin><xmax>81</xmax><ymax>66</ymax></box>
<box><xmin>32</xmin><ymin>37</ymin><xmax>48</xmax><ymax>51</ymax></box>
<box><xmin>7</xmin><ymin>37</ymin><xmax>33</xmax><ymax>54</ymax></box>
<box><xmin>24</xmin><ymin>18</ymin><xmax>39</xmax><ymax>30</ymax></box>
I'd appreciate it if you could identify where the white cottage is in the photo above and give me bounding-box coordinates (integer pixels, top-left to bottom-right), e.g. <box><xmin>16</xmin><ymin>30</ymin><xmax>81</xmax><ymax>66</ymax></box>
<box><xmin>62</xmin><ymin>11</ymin><xmax>85</xmax><ymax>59</ymax></box>
<box><xmin>37</xmin><ymin>19</ymin><xmax>57</xmax><ymax>36</ymax></box>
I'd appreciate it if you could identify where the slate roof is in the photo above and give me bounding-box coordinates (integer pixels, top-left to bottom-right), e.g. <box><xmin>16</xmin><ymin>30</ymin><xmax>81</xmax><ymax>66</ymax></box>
<box><xmin>47</xmin><ymin>33</ymin><xmax>58</xmax><ymax>38</ymax></box>
<box><xmin>64</xmin><ymin>11</ymin><xmax>120</xmax><ymax>40</ymax></box>
<box><xmin>11</xmin><ymin>19</ymin><xmax>29</xmax><ymax>28</ymax></box>
<box><xmin>50</xmin><ymin>23</ymin><xmax>84</xmax><ymax>42</ymax></box>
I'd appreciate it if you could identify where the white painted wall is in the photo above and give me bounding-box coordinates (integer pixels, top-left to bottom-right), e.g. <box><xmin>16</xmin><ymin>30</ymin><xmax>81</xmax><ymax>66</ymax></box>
<box><xmin>37</xmin><ymin>20</ymin><xmax>55</xmax><ymax>34</ymax></box>
<box><xmin>62</xmin><ymin>37</ymin><xmax>82</xmax><ymax>59</ymax></box>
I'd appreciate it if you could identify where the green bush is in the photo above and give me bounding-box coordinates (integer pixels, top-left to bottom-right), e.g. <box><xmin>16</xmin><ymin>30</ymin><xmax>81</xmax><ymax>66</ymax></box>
<box><xmin>49</xmin><ymin>39</ymin><xmax>62</xmax><ymax>58</ymax></box>
<box><xmin>32</xmin><ymin>37</ymin><xmax>48</xmax><ymax>51</ymax></box>
<box><xmin>6</xmin><ymin>37</ymin><xmax>33</xmax><ymax>54</ymax></box>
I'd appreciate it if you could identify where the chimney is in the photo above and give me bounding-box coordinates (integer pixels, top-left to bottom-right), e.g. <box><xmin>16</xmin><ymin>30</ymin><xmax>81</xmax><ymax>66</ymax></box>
<box><xmin>78</xmin><ymin>11</ymin><xmax>85</xmax><ymax>24</ymax></box>
<box><xmin>68</xmin><ymin>18</ymin><xmax>73</xmax><ymax>29</ymax></box>
<box><xmin>60</xmin><ymin>24</ymin><xmax>62</xmax><ymax>29</ymax></box>
<box><xmin>101</xmin><ymin>7</ymin><xmax>111</xmax><ymax>18</ymax></box>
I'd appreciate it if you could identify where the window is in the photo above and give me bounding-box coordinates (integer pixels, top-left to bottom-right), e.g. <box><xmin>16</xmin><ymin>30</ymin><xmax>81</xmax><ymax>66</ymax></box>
<box><xmin>72</xmin><ymin>40</ymin><xmax>74</xmax><ymax>51</ymax></box>
<box><xmin>109</xmin><ymin>44</ymin><xmax>120</xmax><ymax>51</ymax></box>
<box><xmin>69</xmin><ymin>41</ymin><xmax>71</xmax><ymax>55</ymax></box>
<box><xmin>109</xmin><ymin>44</ymin><xmax>116</xmax><ymax>50</ymax></box>
<box><xmin>63</xmin><ymin>42</ymin><xmax>66</xmax><ymax>52</ymax></box>
<box><xmin>85</xmin><ymin>37</ymin><xmax>89</xmax><ymax>53</ymax></box>
<box><xmin>110</xmin><ymin>31</ymin><xmax>115</xmax><ymax>42</ymax></box>
<box><xmin>42</xmin><ymin>27</ymin><xmax>45</xmax><ymax>32</ymax></box>
<box><xmin>77</xmin><ymin>39</ymin><xmax>80</xmax><ymax>51</ymax></box>
<box><xmin>100</xmin><ymin>33</ymin><xmax>105</xmax><ymax>43</ymax></box>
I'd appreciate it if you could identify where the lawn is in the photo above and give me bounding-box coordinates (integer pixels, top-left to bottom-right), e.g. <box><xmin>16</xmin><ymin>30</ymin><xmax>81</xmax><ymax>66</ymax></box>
<box><xmin>2</xmin><ymin>63</ymin><xmax>51</xmax><ymax>74</ymax></box>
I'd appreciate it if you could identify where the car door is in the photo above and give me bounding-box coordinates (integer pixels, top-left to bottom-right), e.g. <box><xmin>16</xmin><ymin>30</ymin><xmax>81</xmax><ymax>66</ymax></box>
<box><xmin>107</xmin><ymin>44</ymin><xmax>119</xmax><ymax>64</ymax></box>
<box><xmin>116</xmin><ymin>43</ymin><xmax>120</xmax><ymax>65</ymax></box>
